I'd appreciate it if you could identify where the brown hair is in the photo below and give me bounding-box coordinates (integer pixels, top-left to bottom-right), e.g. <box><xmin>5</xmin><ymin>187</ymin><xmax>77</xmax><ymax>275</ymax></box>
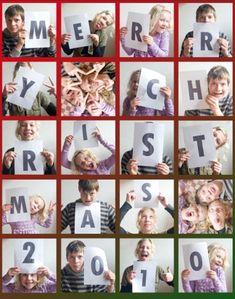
<box><xmin>196</xmin><ymin>4</ymin><xmax>216</xmax><ymax>21</ymax></box>
<box><xmin>5</xmin><ymin>4</ymin><xmax>25</xmax><ymax>22</ymax></box>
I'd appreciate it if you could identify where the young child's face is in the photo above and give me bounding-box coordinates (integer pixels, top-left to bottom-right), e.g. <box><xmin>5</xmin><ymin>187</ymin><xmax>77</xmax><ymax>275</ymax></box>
<box><xmin>86</xmin><ymin>99</ymin><xmax>102</xmax><ymax>116</ymax></box>
<box><xmin>67</xmin><ymin>251</ymin><xmax>84</xmax><ymax>272</ymax></box>
<box><xmin>208</xmin><ymin>78</ymin><xmax>229</xmax><ymax>99</ymax></box>
<box><xmin>130</xmin><ymin>74</ymin><xmax>140</xmax><ymax>96</ymax></box>
<box><xmin>138</xmin><ymin>209</ymin><xmax>156</xmax><ymax>233</ymax></box>
<box><xmin>18</xmin><ymin>121</ymin><xmax>38</xmax><ymax>141</ymax></box>
<box><xmin>208</xmin><ymin>200</ymin><xmax>226</xmax><ymax>230</ymax></box>
<box><xmin>30</xmin><ymin>196</ymin><xmax>45</xmax><ymax>215</ymax></box>
<box><xmin>20</xmin><ymin>273</ymin><xmax>38</xmax><ymax>290</ymax></box>
<box><xmin>62</xmin><ymin>87</ymin><xmax>83</xmax><ymax>106</ymax></box>
<box><xmin>213</xmin><ymin>128</ymin><xmax>227</xmax><ymax>149</ymax></box>
<box><xmin>79</xmin><ymin>188</ymin><xmax>97</xmax><ymax>206</ymax></box>
<box><xmin>75</xmin><ymin>153</ymin><xmax>97</xmax><ymax>171</ymax></box>
<box><xmin>5</xmin><ymin>13</ymin><xmax>24</xmax><ymax>34</ymax></box>
<box><xmin>197</xmin><ymin>11</ymin><xmax>215</xmax><ymax>23</ymax></box>
<box><xmin>181</xmin><ymin>204</ymin><xmax>207</xmax><ymax>223</ymax></box>
<box><xmin>197</xmin><ymin>181</ymin><xmax>221</xmax><ymax>205</ymax></box>
<box><xmin>154</xmin><ymin>12</ymin><xmax>171</xmax><ymax>33</ymax></box>
<box><xmin>210</xmin><ymin>248</ymin><xmax>225</xmax><ymax>268</ymax></box>
<box><xmin>137</xmin><ymin>240</ymin><xmax>153</xmax><ymax>261</ymax></box>
<box><xmin>93</xmin><ymin>13</ymin><xmax>113</xmax><ymax>30</ymax></box>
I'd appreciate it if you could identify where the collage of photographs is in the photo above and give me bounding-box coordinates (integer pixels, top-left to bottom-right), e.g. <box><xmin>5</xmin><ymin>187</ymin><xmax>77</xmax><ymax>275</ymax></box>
<box><xmin>0</xmin><ymin>0</ymin><xmax>234</xmax><ymax>297</ymax></box>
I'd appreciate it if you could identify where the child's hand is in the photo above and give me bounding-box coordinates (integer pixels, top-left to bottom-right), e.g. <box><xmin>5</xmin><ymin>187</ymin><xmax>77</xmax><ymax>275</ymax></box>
<box><xmin>181</xmin><ymin>269</ymin><xmax>190</xmax><ymax>281</ymax></box>
<box><xmin>127</xmin><ymin>270</ymin><xmax>136</xmax><ymax>284</ymax></box>
<box><xmin>126</xmin><ymin>190</ymin><xmax>136</xmax><ymax>204</ymax></box>
<box><xmin>48</xmin><ymin>201</ymin><xmax>56</xmax><ymax>214</ymax></box>
<box><xmin>41</xmin><ymin>151</ymin><xmax>54</xmax><ymax>166</ymax></box>
<box><xmin>48</xmin><ymin>25</ymin><xmax>56</xmax><ymax>45</ymax></box>
<box><xmin>104</xmin><ymin>270</ymin><xmax>115</xmax><ymax>292</ymax></box>
<box><xmin>120</xmin><ymin>27</ymin><xmax>128</xmax><ymax>38</ymax></box>
<box><xmin>160</xmin><ymin>86</ymin><xmax>171</xmax><ymax>101</ymax></box>
<box><xmin>183</xmin><ymin>38</ymin><xmax>194</xmax><ymax>56</ymax></box>
<box><xmin>37</xmin><ymin>266</ymin><xmax>50</xmax><ymax>278</ymax></box>
<box><xmin>63</xmin><ymin>63</ymin><xmax>82</xmax><ymax>83</ymax></box>
<box><xmin>210</xmin><ymin>160</ymin><xmax>222</xmax><ymax>175</ymax></box>
<box><xmin>126</xmin><ymin>159</ymin><xmax>139</xmax><ymax>175</ymax></box>
<box><xmin>161</xmin><ymin>267</ymin><xmax>173</xmax><ymax>282</ymax></box>
<box><xmin>2</xmin><ymin>204</ymin><xmax>13</xmax><ymax>212</ymax></box>
<box><xmin>92</xmin><ymin>127</ymin><xmax>101</xmax><ymax>139</ymax></box>
<box><xmin>2</xmin><ymin>82</ymin><xmax>17</xmax><ymax>97</ymax></box>
<box><xmin>178</xmin><ymin>149</ymin><xmax>191</xmax><ymax>168</ymax></box>
<box><xmin>7</xmin><ymin>267</ymin><xmax>20</xmax><ymax>277</ymax></box>
<box><xmin>3</xmin><ymin>151</ymin><xmax>16</xmax><ymax>169</ymax></box>
<box><xmin>16</xmin><ymin>27</ymin><xmax>27</xmax><ymax>49</ymax></box>
<box><xmin>186</xmin><ymin>224</ymin><xmax>196</xmax><ymax>233</ymax></box>
<box><xmin>206</xmin><ymin>270</ymin><xmax>217</xmax><ymax>280</ymax></box>
<box><xmin>62</xmin><ymin>33</ymin><xmax>72</xmax><ymax>45</ymax></box>
<box><xmin>65</xmin><ymin>135</ymin><xmax>74</xmax><ymax>145</ymax></box>
<box><xmin>44</xmin><ymin>76</ymin><xmax>56</xmax><ymax>96</ymax></box>
<box><xmin>156</xmin><ymin>163</ymin><xmax>169</xmax><ymax>175</ymax></box>
<box><xmin>158</xmin><ymin>193</ymin><xmax>167</xmax><ymax>208</ymax></box>
<box><xmin>143</xmin><ymin>35</ymin><xmax>153</xmax><ymax>45</ymax></box>
<box><xmin>130</xmin><ymin>97</ymin><xmax>141</xmax><ymax>111</ymax></box>
<box><xmin>218</xmin><ymin>38</ymin><xmax>229</xmax><ymax>57</ymax></box>
<box><xmin>89</xmin><ymin>34</ymin><xmax>99</xmax><ymax>47</ymax></box>
<box><xmin>205</xmin><ymin>95</ymin><xmax>223</xmax><ymax>116</ymax></box>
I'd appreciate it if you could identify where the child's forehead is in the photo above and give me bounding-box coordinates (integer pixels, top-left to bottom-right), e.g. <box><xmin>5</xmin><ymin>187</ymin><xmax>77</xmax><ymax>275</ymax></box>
<box><xmin>6</xmin><ymin>12</ymin><xmax>23</xmax><ymax>19</ymax></box>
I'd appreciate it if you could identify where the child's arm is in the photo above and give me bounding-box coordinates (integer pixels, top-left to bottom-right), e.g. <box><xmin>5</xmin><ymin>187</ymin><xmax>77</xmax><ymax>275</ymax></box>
<box><xmin>95</xmin><ymin>132</ymin><xmax>115</xmax><ymax>170</ymax></box>
<box><xmin>208</xmin><ymin>267</ymin><xmax>227</xmax><ymax>292</ymax></box>
<box><xmin>120</xmin><ymin>191</ymin><xmax>135</xmax><ymax>225</ymax></box>
<box><xmin>160</xmin><ymin>87</ymin><xmax>174</xmax><ymax>115</ymax></box>
<box><xmin>146</xmin><ymin>31</ymin><xmax>170</xmax><ymax>57</ymax></box>
<box><xmin>122</xmin><ymin>97</ymin><xmax>141</xmax><ymax>116</ymax></box>
<box><xmin>101</xmin><ymin>101</ymin><xmax>115</xmax><ymax>116</ymax></box>
<box><xmin>61</xmin><ymin>34</ymin><xmax>74</xmax><ymax>55</ymax></box>
<box><xmin>218</xmin><ymin>34</ymin><xmax>232</xmax><ymax>57</ymax></box>
<box><xmin>120</xmin><ymin>27</ymin><xmax>136</xmax><ymax>56</ymax></box>
<box><xmin>61</xmin><ymin>204</ymin><xmax>70</xmax><ymax>232</ymax></box>
<box><xmin>159</xmin><ymin>194</ymin><xmax>174</xmax><ymax>218</ymax></box>
<box><xmin>61</xmin><ymin>136</ymin><xmax>73</xmax><ymax>169</ymax></box>
<box><xmin>181</xmin><ymin>269</ymin><xmax>193</xmax><ymax>292</ymax></box>
<box><xmin>37</xmin><ymin>91</ymin><xmax>56</xmax><ymax>116</ymax></box>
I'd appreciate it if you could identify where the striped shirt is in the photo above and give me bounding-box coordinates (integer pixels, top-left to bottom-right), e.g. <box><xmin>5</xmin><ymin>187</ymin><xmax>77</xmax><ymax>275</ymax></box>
<box><xmin>61</xmin><ymin>264</ymin><xmax>108</xmax><ymax>292</ymax></box>
<box><xmin>121</xmin><ymin>149</ymin><xmax>173</xmax><ymax>175</ymax></box>
<box><xmin>61</xmin><ymin>199</ymin><xmax>115</xmax><ymax>233</ymax></box>
<box><xmin>2</xmin><ymin>28</ymin><xmax>56</xmax><ymax>57</ymax></box>
<box><xmin>180</xmin><ymin>31</ymin><xmax>232</xmax><ymax>57</ymax></box>
<box><xmin>184</xmin><ymin>93</ymin><xmax>233</xmax><ymax>116</ymax></box>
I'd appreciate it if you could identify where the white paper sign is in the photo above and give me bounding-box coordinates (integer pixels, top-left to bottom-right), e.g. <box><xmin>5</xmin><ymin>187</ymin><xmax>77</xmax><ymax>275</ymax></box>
<box><xmin>137</xmin><ymin>68</ymin><xmax>166</xmax><ymax>110</ymax></box>
<box><xmin>180</xmin><ymin>70</ymin><xmax>209</xmax><ymax>111</ymax></box>
<box><xmin>84</xmin><ymin>247</ymin><xmax>109</xmax><ymax>285</ymax></box>
<box><xmin>193</xmin><ymin>23</ymin><xmax>219</xmax><ymax>57</ymax></box>
<box><xmin>64</xmin><ymin>14</ymin><xmax>92</xmax><ymax>49</ymax></box>
<box><xmin>134</xmin><ymin>180</ymin><xmax>158</xmax><ymax>208</ymax></box>
<box><xmin>183</xmin><ymin>242</ymin><xmax>210</xmax><ymax>281</ymax></box>
<box><xmin>183</xmin><ymin>124</ymin><xmax>216</xmax><ymax>168</ymax></box>
<box><xmin>133</xmin><ymin>122</ymin><xmax>164</xmax><ymax>167</ymax></box>
<box><xmin>25</xmin><ymin>11</ymin><xmax>50</xmax><ymax>48</ymax></box>
<box><xmin>133</xmin><ymin>261</ymin><xmax>156</xmax><ymax>293</ymax></box>
<box><xmin>14</xmin><ymin>140</ymin><xmax>44</xmax><ymax>174</ymax></box>
<box><xmin>75</xmin><ymin>202</ymin><xmax>101</xmax><ymax>234</ymax></box>
<box><xmin>125</xmin><ymin>12</ymin><xmax>150</xmax><ymax>52</ymax></box>
<box><xmin>15</xmin><ymin>239</ymin><xmax>43</xmax><ymax>273</ymax></box>
<box><xmin>6</xmin><ymin>188</ymin><xmax>30</xmax><ymax>223</ymax></box>
<box><xmin>7</xmin><ymin>67</ymin><xmax>45</xmax><ymax>110</ymax></box>
<box><xmin>73</xmin><ymin>121</ymin><xmax>98</xmax><ymax>150</ymax></box>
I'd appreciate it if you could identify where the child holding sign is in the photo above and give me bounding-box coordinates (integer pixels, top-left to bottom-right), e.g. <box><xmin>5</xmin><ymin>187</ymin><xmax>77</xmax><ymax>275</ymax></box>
<box><xmin>120</xmin><ymin>5</ymin><xmax>172</xmax><ymax>57</ymax></box>
<box><xmin>2</xmin><ymin>62</ymin><xmax>56</xmax><ymax>116</ymax></box>
<box><xmin>180</xmin><ymin>4</ymin><xmax>232</xmax><ymax>57</ymax></box>
<box><xmin>2</xmin><ymin>121</ymin><xmax>56</xmax><ymax>175</ymax></box>
<box><xmin>3</xmin><ymin>4</ymin><xmax>56</xmax><ymax>57</ymax></box>
<box><xmin>181</xmin><ymin>243</ymin><xmax>228</xmax><ymax>292</ymax></box>
<box><xmin>122</xmin><ymin>69</ymin><xmax>173</xmax><ymax>116</ymax></box>
<box><xmin>61</xmin><ymin>127</ymin><xmax>115</xmax><ymax>175</ymax></box>
<box><xmin>2</xmin><ymin>195</ymin><xmax>56</xmax><ymax>234</ymax></box>
<box><xmin>184</xmin><ymin>66</ymin><xmax>232</xmax><ymax>116</ymax></box>
<box><xmin>2</xmin><ymin>266</ymin><xmax>56</xmax><ymax>293</ymax></box>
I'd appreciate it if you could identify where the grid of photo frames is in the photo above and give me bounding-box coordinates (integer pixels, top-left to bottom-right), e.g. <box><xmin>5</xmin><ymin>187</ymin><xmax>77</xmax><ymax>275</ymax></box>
<box><xmin>0</xmin><ymin>1</ymin><xmax>234</xmax><ymax>297</ymax></box>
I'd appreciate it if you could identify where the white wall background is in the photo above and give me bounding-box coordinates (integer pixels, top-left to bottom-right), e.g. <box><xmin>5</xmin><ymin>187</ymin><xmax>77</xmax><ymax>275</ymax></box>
<box><xmin>179</xmin><ymin>238</ymin><xmax>232</xmax><ymax>292</ymax></box>
<box><xmin>120</xmin><ymin>120</ymin><xmax>174</xmax><ymax>174</ymax></box>
<box><xmin>61</xmin><ymin>120</ymin><xmax>115</xmax><ymax>174</ymax></box>
<box><xmin>120</xmin><ymin>3</ymin><xmax>174</xmax><ymax>57</ymax></box>
<box><xmin>120</xmin><ymin>238</ymin><xmax>174</xmax><ymax>292</ymax></box>
<box><xmin>2</xmin><ymin>180</ymin><xmax>56</xmax><ymax>234</ymax></box>
<box><xmin>179</xmin><ymin>120</ymin><xmax>233</xmax><ymax>175</ymax></box>
<box><xmin>61</xmin><ymin>179</ymin><xmax>116</xmax><ymax>234</ymax></box>
<box><xmin>61</xmin><ymin>238</ymin><xmax>115</xmax><ymax>273</ymax></box>
<box><xmin>178</xmin><ymin>3</ymin><xmax>233</xmax><ymax>55</ymax></box>
<box><xmin>2</xmin><ymin>120</ymin><xmax>57</xmax><ymax>169</ymax></box>
<box><xmin>178</xmin><ymin>61</ymin><xmax>233</xmax><ymax>115</ymax></box>
<box><xmin>120</xmin><ymin>62</ymin><xmax>174</xmax><ymax>115</ymax></box>
<box><xmin>2</xmin><ymin>3</ymin><xmax>56</xmax><ymax>28</ymax></box>
<box><xmin>2</xmin><ymin>62</ymin><xmax>56</xmax><ymax>116</ymax></box>
<box><xmin>119</xmin><ymin>179</ymin><xmax>174</xmax><ymax>234</ymax></box>
<box><xmin>61</xmin><ymin>3</ymin><xmax>115</xmax><ymax>57</ymax></box>
<box><xmin>2</xmin><ymin>238</ymin><xmax>57</xmax><ymax>277</ymax></box>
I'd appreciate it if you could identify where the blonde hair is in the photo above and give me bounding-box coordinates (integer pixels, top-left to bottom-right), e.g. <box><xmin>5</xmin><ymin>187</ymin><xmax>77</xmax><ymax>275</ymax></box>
<box><xmin>207</xmin><ymin>66</ymin><xmax>230</xmax><ymax>85</ymax></box>
<box><xmin>15</xmin><ymin>273</ymin><xmax>46</xmax><ymax>290</ymax></box>
<box><xmin>15</xmin><ymin>121</ymin><xmax>40</xmax><ymax>140</ymax></box>
<box><xmin>149</xmin><ymin>4</ymin><xmax>172</xmax><ymax>32</ymax></box>
<box><xmin>208</xmin><ymin>243</ymin><xmax>229</xmax><ymax>269</ymax></box>
<box><xmin>127</xmin><ymin>69</ymin><xmax>141</xmax><ymax>97</ymax></box>
<box><xmin>93</xmin><ymin>10</ymin><xmax>114</xmax><ymax>27</ymax></box>
<box><xmin>135</xmin><ymin>238</ymin><xmax>155</xmax><ymax>258</ymax></box>
<box><xmin>72</xmin><ymin>149</ymin><xmax>99</xmax><ymax>173</ymax></box>
<box><xmin>29</xmin><ymin>194</ymin><xmax>47</xmax><ymax>222</ymax></box>
<box><xmin>213</xmin><ymin>126</ymin><xmax>228</xmax><ymax>149</ymax></box>
<box><xmin>136</xmin><ymin>207</ymin><xmax>157</xmax><ymax>233</ymax></box>
<box><xmin>13</xmin><ymin>62</ymin><xmax>33</xmax><ymax>81</ymax></box>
